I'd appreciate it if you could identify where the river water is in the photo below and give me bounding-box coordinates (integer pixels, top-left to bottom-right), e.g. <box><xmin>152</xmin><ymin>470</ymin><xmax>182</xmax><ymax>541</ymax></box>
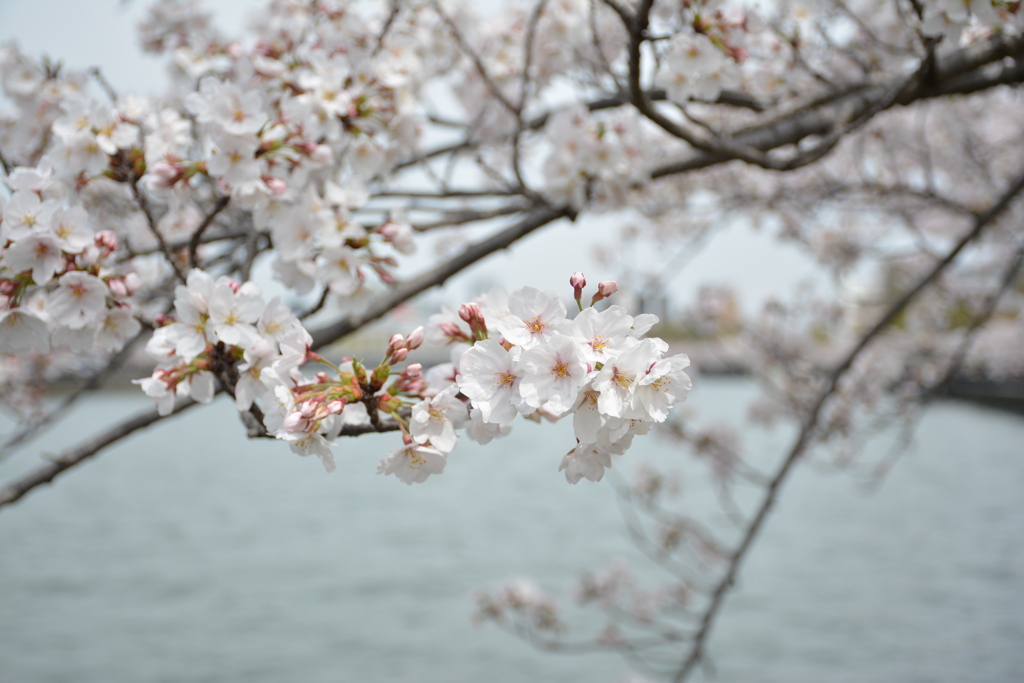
<box><xmin>1</xmin><ymin>378</ymin><xmax>1022</xmax><ymax>683</ymax></box>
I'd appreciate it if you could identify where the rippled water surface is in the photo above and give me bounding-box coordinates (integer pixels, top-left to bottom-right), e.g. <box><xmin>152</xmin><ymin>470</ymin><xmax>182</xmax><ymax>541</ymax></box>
<box><xmin>2</xmin><ymin>379</ymin><xmax>1022</xmax><ymax>682</ymax></box>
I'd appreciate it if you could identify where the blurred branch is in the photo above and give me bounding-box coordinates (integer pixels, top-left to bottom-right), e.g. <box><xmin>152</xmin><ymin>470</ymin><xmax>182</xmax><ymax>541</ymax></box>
<box><xmin>0</xmin><ymin>396</ymin><xmax>204</xmax><ymax>509</ymax></box>
<box><xmin>129</xmin><ymin>177</ymin><xmax>188</xmax><ymax>283</ymax></box>
<box><xmin>0</xmin><ymin>330</ymin><xmax>148</xmax><ymax>461</ymax></box>
<box><xmin>672</xmin><ymin>165</ymin><xmax>1024</xmax><ymax>682</ymax></box>
<box><xmin>188</xmin><ymin>195</ymin><xmax>231</xmax><ymax>268</ymax></box>
<box><xmin>652</xmin><ymin>34</ymin><xmax>1024</xmax><ymax>178</ymax></box>
<box><xmin>88</xmin><ymin>66</ymin><xmax>119</xmax><ymax>104</ymax></box>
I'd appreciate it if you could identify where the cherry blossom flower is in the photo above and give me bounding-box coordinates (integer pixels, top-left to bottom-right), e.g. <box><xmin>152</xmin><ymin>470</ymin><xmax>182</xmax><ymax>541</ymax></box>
<box><xmin>2</xmin><ymin>191</ymin><xmax>54</xmax><ymax>241</ymax></box>
<box><xmin>656</xmin><ymin>33</ymin><xmax>738</xmax><ymax>104</ymax></box>
<box><xmin>559</xmin><ymin>442</ymin><xmax>614</xmax><ymax>484</ymax></box>
<box><xmin>207</xmin><ymin>283</ymin><xmax>262</xmax><ymax>347</ymax></box>
<box><xmin>465</xmin><ymin>407</ymin><xmax>512</xmax><ymax>445</ymax></box>
<box><xmin>206</xmin><ymin>131</ymin><xmax>261</xmax><ymax>187</ymax></box>
<box><xmin>632</xmin><ymin>354</ymin><xmax>692</xmax><ymax>422</ymax></box>
<box><xmin>377</xmin><ymin>442</ymin><xmax>447</xmax><ymax>484</ymax></box>
<box><xmin>3</xmin><ymin>233</ymin><xmax>64</xmax><ymax>284</ymax></box>
<box><xmin>495</xmin><ymin>286</ymin><xmax>570</xmax><ymax>349</ymax></box>
<box><xmin>571</xmin><ymin>305</ymin><xmax>633</xmax><ymax>365</ymax></box>
<box><xmin>48</xmin><ymin>272</ymin><xmax>108</xmax><ymax>330</ymax></box>
<box><xmin>49</xmin><ymin>206</ymin><xmax>93</xmax><ymax>253</ymax></box>
<box><xmin>0</xmin><ymin>309</ymin><xmax>51</xmax><ymax>354</ymax></box>
<box><xmin>287</xmin><ymin>433</ymin><xmax>337</xmax><ymax>473</ymax></box>
<box><xmin>410</xmin><ymin>384</ymin><xmax>468</xmax><ymax>452</ymax></box>
<box><xmin>592</xmin><ymin>338</ymin><xmax>661</xmax><ymax>419</ymax></box>
<box><xmin>518</xmin><ymin>333</ymin><xmax>589</xmax><ymax>414</ymax></box>
<box><xmin>458</xmin><ymin>339</ymin><xmax>527</xmax><ymax>426</ymax></box>
<box><xmin>95</xmin><ymin>307</ymin><xmax>142</xmax><ymax>352</ymax></box>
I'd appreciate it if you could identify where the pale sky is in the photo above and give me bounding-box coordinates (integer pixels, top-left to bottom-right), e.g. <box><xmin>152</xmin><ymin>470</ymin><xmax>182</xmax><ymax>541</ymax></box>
<box><xmin>0</xmin><ymin>0</ymin><xmax>829</xmax><ymax>317</ymax></box>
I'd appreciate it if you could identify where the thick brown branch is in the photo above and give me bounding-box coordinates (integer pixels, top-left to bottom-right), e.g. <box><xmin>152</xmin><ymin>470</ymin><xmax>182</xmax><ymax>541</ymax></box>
<box><xmin>652</xmin><ymin>34</ymin><xmax>1024</xmax><ymax>178</ymax></box>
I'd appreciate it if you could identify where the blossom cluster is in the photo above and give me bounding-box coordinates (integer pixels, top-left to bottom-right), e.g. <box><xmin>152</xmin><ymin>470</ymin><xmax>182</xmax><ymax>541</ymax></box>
<box><xmin>541</xmin><ymin>105</ymin><xmax>656</xmax><ymax>209</ymax></box>
<box><xmin>131</xmin><ymin>272</ymin><xmax>690</xmax><ymax>485</ymax></box>
<box><xmin>134</xmin><ymin>267</ymin><xmax>402</xmax><ymax>473</ymax></box>
<box><xmin>382</xmin><ymin>274</ymin><xmax>693</xmax><ymax>486</ymax></box>
<box><xmin>0</xmin><ymin>159</ymin><xmax>141</xmax><ymax>355</ymax></box>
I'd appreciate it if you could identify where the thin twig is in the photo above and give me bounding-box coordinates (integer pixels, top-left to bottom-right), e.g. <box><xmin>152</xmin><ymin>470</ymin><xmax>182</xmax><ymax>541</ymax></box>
<box><xmin>129</xmin><ymin>178</ymin><xmax>188</xmax><ymax>283</ymax></box>
<box><xmin>928</xmin><ymin>238</ymin><xmax>1024</xmax><ymax>398</ymax></box>
<box><xmin>88</xmin><ymin>66</ymin><xmax>119</xmax><ymax>104</ymax></box>
<box><xmin>432</xmin><ymin>0</ymin><xmax>519</xmax><ymax>115</ymax></box>
<box><xmin>373</xmin><ymin>0</ymin><xmax>401</xmax><ymax>56</ymax></box>
<box><xmin>188</xmin><ymin>195</ymin><xmax>231</xmax><ymax>268</ymax></box>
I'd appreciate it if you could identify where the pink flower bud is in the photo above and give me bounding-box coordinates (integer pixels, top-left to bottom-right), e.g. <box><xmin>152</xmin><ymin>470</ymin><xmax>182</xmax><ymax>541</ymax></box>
<box><xmin>309</xmin><ymin>144</ymin><xmax>333</xmax><ymax>165</ymax></box>
<box><xmin>404</xmin><ymin>363</ymin><xmax>422</xmax><ymax>378</ymax></box>
<box><xmin>263</xmin><ymin>177</ymin><xmax>287</xmax><ymax>195</ymax></box>
<box><xmin>459</xmin><ymin>302</ymin><xmax>488</xmax><ymax>340</ymax></box>
<box><xmin>123</xmin><ymin>272</ymin><xmax>141</xmax><ymax>295</ymax></box>
<box><xmin>227</xmin><ymin>280</ymin><xmax>241</xmax><ymax>293</ymax></box>
<box><xmin>283</xmin><ymin>411</ymin><xmax>309</xmax><ymax>433</ymax></box>
<box><xmin>326</xmin><ymin>399</ymin><xmax>346</xmax><ymax>414</ymax></box>
<box><xmin>591</xmin><ymin>280</ymin><xmax>618</xmax><ymax>305</ymax></box>
<box><xmin>571</xmin><ymin>272</ymin><xmax>586</xmax><ymax>308</ymax></box>
<box><xmin>438</xmin><ymin>321</ymin><xmax>471</xmax><ymax>343</ymax></box>
<box><xmin>405</xmin><ymin>326</ymin><xmax>424</xmax><ymax>350</ymax></box>
<box><xmin>94</xmin><ymin>230</ymin><xmax>118</xmax><ymax>253</ymax></box>
<box><xmin>148</xmin><ymin>160</ymin><xmax>180</xmax><ymax>188</ymax></box>
<box><xmin>390</xmin><ymin>348</ymin><xmax>407</xmax><ymax>363</ymax></box>
<box><xmin>387</xmin><ymin>333</ymin><xmax>404</xmax><ymax>355</ymax></box>
<box><xmin>107</xmin><ymin>278</ymin><xmax>128</xmax><ymax>300</ymax></box>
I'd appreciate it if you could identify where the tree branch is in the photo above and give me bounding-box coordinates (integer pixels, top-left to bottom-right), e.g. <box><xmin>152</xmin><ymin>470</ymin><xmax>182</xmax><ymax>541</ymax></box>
<box><xmin>188</xmin><ymin>195</ymin><xmax>231</xmax><ymax>268</ymax></box>
<box><xmin>0</xmin><ymin>329</ymin><xmax>148</xmax><ymax>459</ymax></box>
<box><xmin>652</xmin><ymin>34</ymin><xmax>1024</xmax><ymax>178</ymax></box>
<box><xmin>672</xmin><ymin>165</ymin><xmax>1024</xmax><ymax>681</ymax></box>
<box><xmin>0</xmin><ymin>206</ymin><xmax>570</xmax><ymax>510</ymax></box>
<box><xmin>309</xmin><ymin>205</ymin><xmax>571</xmax><ymax>349</ymax></box>
<box><xmin>129</xmin><ymin>177</ymin><xmax>188</xmax><ymax>283</ymax></box>
<box><xmin>0</xmin><ymin>397</ymin><xmax>203</xmax><ymax>508</ymax></box>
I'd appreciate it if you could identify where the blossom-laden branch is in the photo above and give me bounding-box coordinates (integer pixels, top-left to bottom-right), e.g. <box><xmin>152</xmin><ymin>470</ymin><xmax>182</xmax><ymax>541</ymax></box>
<box><xmin>0</xmin><ymin>3</ymin><xmax>1023</xmax><ymax>679</ymax></box>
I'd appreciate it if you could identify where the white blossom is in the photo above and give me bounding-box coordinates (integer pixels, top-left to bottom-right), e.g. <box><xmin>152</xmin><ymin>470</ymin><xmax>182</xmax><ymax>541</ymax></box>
<box><xmin>377</xmin><ymin>442</ymin><xmax>447</xmax><ymax>485</ymax></box>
